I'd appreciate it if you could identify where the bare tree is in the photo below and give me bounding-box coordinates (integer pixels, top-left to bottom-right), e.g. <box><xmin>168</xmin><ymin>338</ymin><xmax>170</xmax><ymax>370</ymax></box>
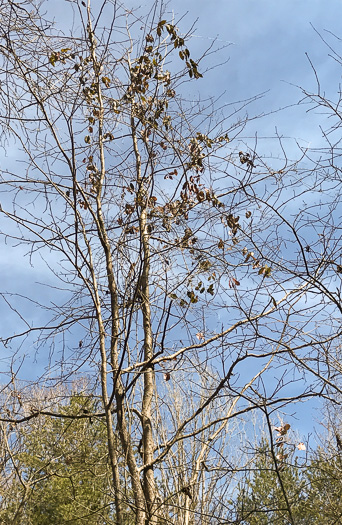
<box><xmin>1</xmin><ymin>1</ymin><xmax>342</xmax><ymax>523</ymax></box>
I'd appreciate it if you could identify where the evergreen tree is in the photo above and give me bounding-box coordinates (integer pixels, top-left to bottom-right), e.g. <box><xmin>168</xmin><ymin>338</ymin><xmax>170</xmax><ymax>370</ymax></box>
<box><xmin>234</xmin><ymin>439</ymin><xmax>308</xmax><ymax>525</ymax></box>
<box><xmin>0</xmin><ymin>394</ymin><xmax>126</xmax><ymax>524</ymax></box>
<box><xmin>234</xmin><ymin>436</ymin><xmax>342</xmax><ymax>525</ymax></box>
<box><xmin>304</xmin><ymin>447</ymin><xmax>342</xmax><ymax>523</ymax></box>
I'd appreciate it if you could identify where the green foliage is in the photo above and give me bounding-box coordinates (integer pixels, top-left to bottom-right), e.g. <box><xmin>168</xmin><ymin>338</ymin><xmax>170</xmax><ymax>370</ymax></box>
<box><xmin>234</xmin><ymin>439</ymin><xmax>342</xmax><ymax>524</ymax></box>
<box><xmin>235</xmin><ymin>440</ymin><xmax>308</xmax><ymax>525</ymax></box>
<box><xmin>0</xmin><ymin>395</ymin><xmax>116</xmax><ymax>525</ymax></box>
<box><xmin>304</xmin><ymin>448</ymin><xmax>342</xmax><ymax>523</ymax></box>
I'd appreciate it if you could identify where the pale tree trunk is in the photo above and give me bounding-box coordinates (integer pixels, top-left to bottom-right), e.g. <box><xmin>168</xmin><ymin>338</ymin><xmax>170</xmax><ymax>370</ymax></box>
<box><xmin>87</xmin><ymin>8</ymin><xmax>146</xmax><ymax>523</ymax></box>
<box><xmin>131</xmin><ymin>103</ymin><xmax>158</xmax><ymax>521</ymax></box>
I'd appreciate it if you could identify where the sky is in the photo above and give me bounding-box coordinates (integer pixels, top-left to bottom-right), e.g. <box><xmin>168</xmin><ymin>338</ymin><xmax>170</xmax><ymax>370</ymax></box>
<box><xmin>139</xmin><ymin>0</ymin><xmax>342</xmax><ymax>147</ymax></box>
<box><xmin>46</xmin><ymin>0</ymin><xmax>342</xmax><ymax>150</ymax></box>
<box><xmin>2</xmin><ymin>0</ymin><xmax>342</xmax><ymax>445</ymax></box>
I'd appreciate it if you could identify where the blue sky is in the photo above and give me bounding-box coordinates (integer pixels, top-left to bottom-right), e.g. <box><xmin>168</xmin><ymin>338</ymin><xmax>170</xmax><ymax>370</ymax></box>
<box><xmin>152</xmin><ymin>0</ymin><xmax>342</xmax><ymax>144</ymax></box>
<box><xmin>126</xmin><ymin>0</ymin><xmax>342</xmax><ymax>443</ymax></box>
<box><xmin>2</xmin><ymin>0</ymin><xmax>342</xmax><ymax>448</ymax></box>
<box><xmin>49</xmin><ymin>0</ymin><xmax>342</xmax><ymax>144</ymax></box>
